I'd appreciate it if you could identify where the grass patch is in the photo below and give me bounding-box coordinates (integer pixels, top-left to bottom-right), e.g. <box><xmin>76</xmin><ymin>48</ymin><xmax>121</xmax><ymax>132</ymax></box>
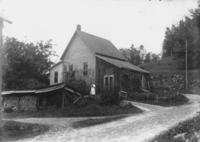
<box><xmin>151</xmin><ymin>113</ymin><xmax>200</xmax><ymax>142</ymax></box>
<box><xmin>3</xmin><ymin>103</ymin><xmax>143</xmax><ymax>118</ymax></box>
<box><xmin>72</xmin><ymin>115</ymin><xmax>126</xmax><ymax>129</ymax></box>
<box><xmin>128</xmin><ymin>93</ymin><xmax>189</xmax><ymax>107</ymax></box>
<box><xmin>0</xmin><ymin>120</ymin><xmax>49</xmax><ymax>142</ymax></box>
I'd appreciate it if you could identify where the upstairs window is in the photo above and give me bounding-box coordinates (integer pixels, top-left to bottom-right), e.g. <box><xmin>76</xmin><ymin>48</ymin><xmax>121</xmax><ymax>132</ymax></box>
<box><xmin>54</xmin><ymin>71</ymin><xmax>58</xmax><ymax>83</ymax></box>
<box><xmin>83</xmin><ymin>62</ymin><xmax>88</xmax><ymax>76</ymax></box>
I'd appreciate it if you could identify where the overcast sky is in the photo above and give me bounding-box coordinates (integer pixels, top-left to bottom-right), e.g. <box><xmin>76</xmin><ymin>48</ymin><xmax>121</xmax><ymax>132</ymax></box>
<box><xmin>0</xmin><ymin>0</ymin><xmax>198</xmax><ymax>61</ymax></box>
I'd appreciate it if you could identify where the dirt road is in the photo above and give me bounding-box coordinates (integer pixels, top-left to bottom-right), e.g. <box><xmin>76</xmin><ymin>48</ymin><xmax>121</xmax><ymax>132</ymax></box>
<box><xmin>9</xmin><ymin>94</ymin><xmax>200</xmax><ymax>142</ymax></box>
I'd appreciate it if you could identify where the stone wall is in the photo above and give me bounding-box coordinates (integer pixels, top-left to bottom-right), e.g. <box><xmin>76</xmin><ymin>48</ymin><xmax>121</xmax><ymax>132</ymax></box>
<box><xmin>150</xmin><ymin>70</ymin><xmax>200</xmax><ymax>94</ymax></box>
<box><xmin>3</xmin><ymin>95</ymin><xmax>37</xmax><ymax>111</ymax></box>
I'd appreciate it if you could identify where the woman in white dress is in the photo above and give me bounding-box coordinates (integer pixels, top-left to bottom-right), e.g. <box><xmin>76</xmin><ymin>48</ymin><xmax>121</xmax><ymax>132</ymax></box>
<box><xmin>90</xmin><ymin>84</ymin><xmax>96</xmax><ymax>95</ymax></box>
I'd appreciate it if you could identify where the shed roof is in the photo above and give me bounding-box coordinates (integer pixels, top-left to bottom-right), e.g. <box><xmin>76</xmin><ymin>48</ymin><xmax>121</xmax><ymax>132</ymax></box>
<box><xmin>2</xmin><ymin>90</ymin><xmax>36</xmax><ymax>96</ymax></box>
<box><xmin>2</xmin><ymin>83</ymin><xmax>65</xmax><ymax>96</ymax></box>
<box><xmin>97</xmin><ymin>55</ymin><xmax>150</xmax><ymax>74</ymax></box>
<box><xmin>35</xmin><ymin>83</ymin><xmax>65</xmax><ymax>94</ymax></box>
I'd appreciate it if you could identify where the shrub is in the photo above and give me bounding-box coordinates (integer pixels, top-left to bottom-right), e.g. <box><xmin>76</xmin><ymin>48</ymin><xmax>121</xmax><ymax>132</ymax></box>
<box><xmin>129</xmin><ymin>92</ymin><xmax>156</xmax><ymax>101</ymax></box>
<box><xmin>100</xmin><ymin>90</ymin><xmax>121</xmax><ymax>105</ymax></box>
<box><xmin>66</xmin><ymin>80</ymin><xmax>90</xmax><ymax>95</ymax></box>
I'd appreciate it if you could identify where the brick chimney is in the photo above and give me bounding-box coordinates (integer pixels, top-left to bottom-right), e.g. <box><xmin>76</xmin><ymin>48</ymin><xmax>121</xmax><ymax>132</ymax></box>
<box><xmin>77</xmin><ymin>24</ymin><xmax>81</xmax><ymax>31</ymax></box>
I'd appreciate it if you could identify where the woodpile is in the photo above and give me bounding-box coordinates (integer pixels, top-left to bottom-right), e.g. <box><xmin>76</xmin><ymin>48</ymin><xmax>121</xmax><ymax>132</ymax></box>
<box><xmin>19</xmin><ymin>96</ymin><xmax>37</xmax><ymax>111</ymax></box>
<box><xmin>3</xmin><ymin>95</ymin><xmax>37</xmax><ymax>112</ymax></box>
<box><xmin>3</xmin><ymin>96</ymin><xmax>19</xmax><ymax>111</ymax></box>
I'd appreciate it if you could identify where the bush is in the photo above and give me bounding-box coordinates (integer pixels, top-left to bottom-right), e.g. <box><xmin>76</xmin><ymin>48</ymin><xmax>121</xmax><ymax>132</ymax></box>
<box><xmin>66</xmin><ymin>80</ymin><xmax>90</xmax><ymax>95</ymax></box>
<box><xmin>151</xmin><ymin>86</ymin><xmax>170</xmax><ymax>93</ymax></box>
<box><xmin>130</xmin><ymin>92</ymin><xmax>156</xmax><ymax>101</ymax></box>
<box><xmin>100</xmin><ymin>90</ymin><xmax>121</xmax><ymax>105</ymax></box>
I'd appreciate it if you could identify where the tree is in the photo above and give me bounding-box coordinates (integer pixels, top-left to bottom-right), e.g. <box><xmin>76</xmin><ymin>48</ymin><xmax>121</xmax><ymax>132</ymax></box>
<box><xmin>120</xmin><ymin>44</ymin><xmax>143</xmax><ymax>65</ymax></box>
<box><xmin>162</xmin><ymin>6</ymin><xmax>200</xmax><ymax>69</ymax></box>
<box><xmin>144</xmin><ymin>53</ymin><xmax>151</xmax><ymax>63</ymax></box>
<box><xmin>120</xmin><ymin>44</ymin><xmax>160</xmax><ymax>65</ymax></box>
<box><xmin>151</xmin><ymin>53</ymin><xmax>160</xmax><ymax>62</ymax></box>
<box><xmin>2</xmin><ymin>37</ymin><xmax>56</xmax><ymax>90</ymax></box>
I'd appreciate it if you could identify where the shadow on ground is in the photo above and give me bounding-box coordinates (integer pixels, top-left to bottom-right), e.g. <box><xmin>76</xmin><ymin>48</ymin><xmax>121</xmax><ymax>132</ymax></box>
<box><xmin>0</xmin><ymin>120</ymin><xmax>49</xmax><ymax>142</ymax></box>
<box><xmin>72</xmin><ymin>115</ymin><xmax>128</xmax><ymax>129</ymax></box>
<box><xmin>3</xmin><ymin>103</ymin><xmax>143</xmax><ymax>118</ymax></box>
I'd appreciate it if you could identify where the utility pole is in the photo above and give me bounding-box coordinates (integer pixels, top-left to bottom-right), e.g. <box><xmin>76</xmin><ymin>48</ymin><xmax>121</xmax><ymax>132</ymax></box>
<box><xmin>185</xmin><ymin>40</ymin><xmax>188</xmax><ymax>90</ymax></box>
<box><xmin>0</xmin><ymin>17</ymin><xmax>11</xmax><ymax>126</ymax></box>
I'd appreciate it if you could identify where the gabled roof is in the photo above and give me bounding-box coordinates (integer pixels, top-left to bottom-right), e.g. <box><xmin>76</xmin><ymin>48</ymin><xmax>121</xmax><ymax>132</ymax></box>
<box><xmin>60</xmin><ymin>28</ymin><xmax>126</xmax><ymax>60</ymax></box>
<box><xmin>49</xmin><ymin>61</ymin><xmax>63</xmax><ymax>70</ymax></box>
<box><xmin>0</xmin><ymin>16</ymin><xmax>12</xmax><ymax>24</ymax></box>
<box><xmin>97</xmin><ymin>55</ymin><xmax>150</xmax><ymax>74</ymax></box>
<box><xmin>77</xmin><ymin>31</ymin><xmax>126</xmax><ymax>60</ymax></box>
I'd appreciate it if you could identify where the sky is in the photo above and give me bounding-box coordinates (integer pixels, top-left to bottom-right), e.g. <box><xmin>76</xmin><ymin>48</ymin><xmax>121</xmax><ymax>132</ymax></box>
<box><xmin>0</xmin><ymin>0</ymin><xmax>198</xmax><ymax>61</ymax></box>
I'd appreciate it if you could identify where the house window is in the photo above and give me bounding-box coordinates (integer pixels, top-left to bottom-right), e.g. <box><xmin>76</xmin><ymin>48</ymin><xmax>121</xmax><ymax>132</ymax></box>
<box><xmin>104</xmin><ymin>75</ymin><xmax>114</xmax><ymax>90</ymax></box>
<box><xmin>54</xmin><ymin>71</ymin><xmax>58</xmax><ymax>83</ymax></box>
<box><xmin>110</xmin><ymin>77</ymin><xmax>113</xmax><ymax>90</ymax></box>
<box><xmin>83</xmin><ymin>62</ymin><xmax>88</xmax><ymax>76</ymax></box>
<box><xmin>69</xmin><ymin>64</ymin><xmax>73</xmax><ymax>72</ymax></box>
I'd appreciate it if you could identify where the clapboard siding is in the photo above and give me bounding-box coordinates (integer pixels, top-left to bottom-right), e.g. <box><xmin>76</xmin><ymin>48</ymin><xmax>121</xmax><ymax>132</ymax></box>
<box><xmin>96</xmin><ymin>57</ymin><xmax>120</xmax><ymax>93</ymax></box>
<box><xmin>62</xmin><ymin>34</ymin><xmax>96</xmax><ymax>85</ymax></box>
<box><xmin>50</xmin><ymin>63</ymin><xmax>64</xmax><ymax>85</ymax></box>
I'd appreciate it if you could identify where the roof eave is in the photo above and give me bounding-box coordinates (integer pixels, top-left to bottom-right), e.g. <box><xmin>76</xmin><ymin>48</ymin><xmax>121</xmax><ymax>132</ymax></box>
<box><xmin>49</xmin><ymin>61</ymin><xmax>63</xmax><ymax>70</ymax></box>
<box><xmin>60</xmin><ymin>31</ymin><xmax>78</xmax><ymax>60</ymax></box>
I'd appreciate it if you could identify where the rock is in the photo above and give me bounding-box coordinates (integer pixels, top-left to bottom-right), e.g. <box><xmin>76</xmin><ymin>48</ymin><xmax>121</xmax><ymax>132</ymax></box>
<box><xmin>174</xmin><ymin>133</ymin><xmax>186</xmax><ymax>141</ymax></box>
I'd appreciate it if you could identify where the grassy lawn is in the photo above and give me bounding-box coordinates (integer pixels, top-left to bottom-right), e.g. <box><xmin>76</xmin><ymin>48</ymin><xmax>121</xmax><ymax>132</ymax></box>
<box><xmin>0</xmin><ymin>120</ymin><xmax>49</xmax><ymax>142</ymax></box>
<box><xmin>3</xmin><ymin>103</ymin><xmax>143</xmax><ymax>118</ymax></box>
<box><xmin>151</xmin><ymin>113</ymin><xmax>200</xmax><ymax>142</ymax></box>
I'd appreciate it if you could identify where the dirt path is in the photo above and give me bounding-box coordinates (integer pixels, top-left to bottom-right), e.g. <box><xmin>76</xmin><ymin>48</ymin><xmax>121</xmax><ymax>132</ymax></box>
<box><xmin>6</xmin><ymin>94</ymin><xmax>200</xmax><ymax>142</ymax></box>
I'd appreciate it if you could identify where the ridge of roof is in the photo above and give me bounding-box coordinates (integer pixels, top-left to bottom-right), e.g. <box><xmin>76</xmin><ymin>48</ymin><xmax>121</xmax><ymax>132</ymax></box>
<box><xmin>77</xmin><ymin>31</ymin><xmax>126</xmax><ymax>60</ymax></box>
<box><xmin>77</xmin><ymin>30</ymin><xmax>111</xmax><ymax>43</ymax></box>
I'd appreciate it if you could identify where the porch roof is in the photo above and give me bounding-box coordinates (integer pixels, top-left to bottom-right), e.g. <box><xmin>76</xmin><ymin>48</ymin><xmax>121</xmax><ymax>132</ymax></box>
<box><xmin>2</xmin><ymin>83</ymin><xmax>66</xmax><ymax>96</ymax></box>
<box><xmin>1</xmin><ymin>90</ymin><xmax>36</xmax><ymax>96</ymax></box>
<box><xmin>35</xmin><ymin>83</ymin><xmax>65</xmax><ymax>94</ymax></box>
<box><xmin>96</xmin><ymin>55</ymin><xmax>150</xmax><ymax>74</ymax></box>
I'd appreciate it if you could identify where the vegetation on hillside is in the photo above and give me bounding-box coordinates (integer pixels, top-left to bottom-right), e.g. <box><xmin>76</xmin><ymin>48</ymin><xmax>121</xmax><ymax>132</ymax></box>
<box><xmin>162</xmin><ymin>5</ymin><xmax>200</xmax><ymax>69</ymax></box>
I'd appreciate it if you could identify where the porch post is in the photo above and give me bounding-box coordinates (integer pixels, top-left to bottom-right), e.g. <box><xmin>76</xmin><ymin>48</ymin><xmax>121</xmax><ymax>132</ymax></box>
<box><xmin>61</xmin><ymin>91</ymin><xmax>65</xmax><ymax>109</ymax></box>
<box><xmin>0</xmin><ymin>20</ymin><xmax>3</xmax><ymax>126</ymax></box>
